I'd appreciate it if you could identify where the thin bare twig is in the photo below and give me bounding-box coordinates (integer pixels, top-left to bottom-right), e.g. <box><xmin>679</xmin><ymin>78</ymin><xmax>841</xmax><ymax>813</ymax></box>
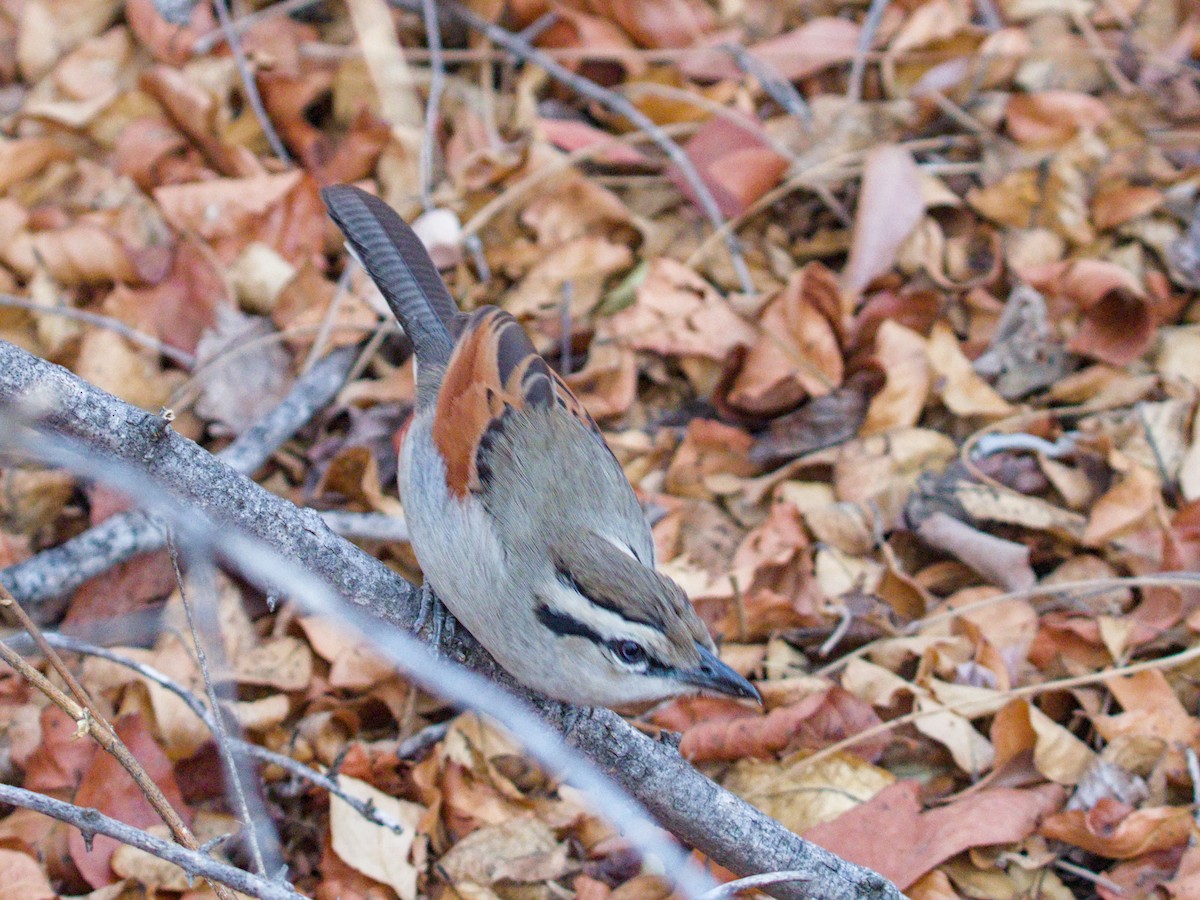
<box><xmin>847</xmin><ymin>0</ymin><xmax>892</xmax><ymax>101</ymax></box>
<box><xmin>0</xmin><ymin>783</ymin><xmax>300</xmax><ymax>900</ymax></box>
<box><xmin>1188</xmin><ymin>746</ymin><xmax>1200</xmax><ymax>823</ymax></box>
<box><xmin>433</xmin><ymin>0</ymin><xmax>755</xmax><ymax>293</ymax></box>
<box><xmin>721</xmin><ymin>44</ymin><xmax>810</xmax><ymax>122</ymax></box>
<box><xmin>461</xmin><ymin>122</ymin><xmax>698</xmax><ymax>239</ymax></box>
<box><xmin>301</xmin><ymin>265</ymin><xmax>353</xmax><ymax>374</ymax></box>
<box><xmin>28</xmin><ymin>632</ymin><xmax>411</xmax><ymax>834</ymax></box>
<box><xmin>166</xmin><ymin>540</ymin><xmax>276</xmax><ymax>878</ymax></box>
<box><xmin>559</xmin><ymin>282</ymin><xmax>573</xmax><ymax>377</ymax></box>
<box><xmin>169</xmin><ymin>322</ymin><xmax>378</xmax><ymax>412</ymax></box>
<box><xmin>0</xmin><ymin>587</ymin><xmax>236</xmax><ymax>900</ymax></box>
<box><xmin>617</xmin><ymin>81</ymin><xmax>797</xmax><ymax>161</ymax></box>
<box><xmin>210</xmin><ymin>0</ymin><xmax>291</xmax><ymax>163</ymax></box>
<box><xmin>193</xmin><ymin>0</ymin><xmax>323</xmax><ymax>54</ymax></box>
<box><xmin>419</xmin><ymin>0</ymin><xmax>446</xmax><ymax>212</ymax></box>
<box><xmin>804</xmin><ymin>635</ymin><xmax>1200</xmax><ymax>771</ymax></box>
<box><xmin>811</xmin><ymin>572</ymin><xmax>1200</xmax><ymax>681</ymax></box>
<box><xmin>1052</xmin><ymin>858</ymin><xmax>1125</xmax><ymax>894</ymax></box>
<box><xmin>973</xmin><ymin>0</ymin><xmax>1004</xmax><ymax>30</ymax></box>
<box><xmin>700</xmin><ymin>871</ymin><xmax>813</xmax><ymax>899</ymax></box>
<box><xmin>1071</xmin><ymin>5</ymin><xmax>1137</xmax><ymax>94</ymax></box>
<box><xmin>298</xmin><ymin>38</ymin><xmax>1200</xmax><ymax>75</ymax></box>
<box><xmin>0</xmin><ymin>294</ymin><xmax>195</xmax><ymax>368</ymax></box>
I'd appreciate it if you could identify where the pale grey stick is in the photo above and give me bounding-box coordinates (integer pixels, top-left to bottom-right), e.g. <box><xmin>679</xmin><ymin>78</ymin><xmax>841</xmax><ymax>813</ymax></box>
<box><xmin>701</xmin><ymin>871</ymin><xmax>813</xmax><ymax>899</ymax></box>
<box><xmin>418</xmin><ymin>0</ymin><xmax>445</xmax><ymax>212</ymax></box>
<box><xmin>210</xmin><ymin>0</ymin><xmax>290</xmax><ymax>162</ymax></box>
<box><xmin>847</xmin><ymin>0</ymin><xmax>891</xmax><ymax>101</ymax></box>
<box><xmin>319</xmin><ymin>511</ymin><xmax>408</xmax><ymax>542</ymax></box>
<box><xmin>169</xmin><ymin>546</ymin><xmax>280</xmax><ymax>878</ymax></box>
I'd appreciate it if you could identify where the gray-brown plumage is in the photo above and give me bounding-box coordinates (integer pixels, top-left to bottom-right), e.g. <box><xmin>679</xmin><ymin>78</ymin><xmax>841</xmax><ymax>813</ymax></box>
<box><xmin>322</xmin><ymin>185</ymin><xmax>759</xmax><ymax>707</ymax></box>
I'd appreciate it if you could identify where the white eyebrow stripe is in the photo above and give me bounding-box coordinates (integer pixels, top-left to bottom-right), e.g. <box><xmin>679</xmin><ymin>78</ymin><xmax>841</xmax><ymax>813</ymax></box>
<box><xmin>543</xmin><ymin>580</ymin><xmax>672</xmax><ymax>654</ymax></box>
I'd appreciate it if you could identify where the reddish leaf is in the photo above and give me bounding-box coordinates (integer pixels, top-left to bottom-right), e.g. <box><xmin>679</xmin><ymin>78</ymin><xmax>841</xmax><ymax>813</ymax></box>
<box><xmin>675</xmin><ymin>686</ymin><xmax>886</xmax><ymax>762</ymax></box>
<box><xmin>805</xmin><ymin>781</ymin><xmax>1064</xmax><ymax>889</ymax></box>
<box><xmin>841</xmin><ymin>146</ymin><xmax>926</xmax><ymax>299</ymax></box>
<box><xmin>1042</xmin><ymin>799</ymin><xmax>1193</xmax><ymax>859</ymax></box>
<box><xmin>668</xmin><ymin>117</ymin><xmax>789</xmax><ymax>218</ymax></box>
<box><xmin>683</xmin><ymin>18</ymin><xmax>861</xmax><ymax>82</ymax></box>
<box><xmin>68</xmin><ymin>715</ymin><xmax>191</xmax><ymax>888</ymax></box>
<box><xmin>23</xmin><ymin>706</ymin><xmax>97</xmax><ymax>795</ymax></box>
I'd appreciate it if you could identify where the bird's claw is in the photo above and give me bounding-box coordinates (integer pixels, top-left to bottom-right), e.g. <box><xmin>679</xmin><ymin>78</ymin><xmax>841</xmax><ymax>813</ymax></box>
<box><xmin>413</xmin><ymin>583</ymin><xmax>456</xmax><ymax>657</ymax></box>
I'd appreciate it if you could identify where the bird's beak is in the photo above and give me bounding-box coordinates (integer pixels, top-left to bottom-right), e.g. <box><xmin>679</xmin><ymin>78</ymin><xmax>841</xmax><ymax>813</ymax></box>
<box><xmin>681</xmin><ymin>643</ymin><xmax>762</xmax><ymax>703</ymax></box>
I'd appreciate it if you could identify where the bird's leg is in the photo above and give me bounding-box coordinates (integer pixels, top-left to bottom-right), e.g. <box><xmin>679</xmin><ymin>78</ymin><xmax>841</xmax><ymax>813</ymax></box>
<box><xmin>413</xmin><ymin>582</ymin><xmax>457</xmax><ymax>657</ymax></box>
<box><xmin>429</xmin><ymin>601</ymin><xmax>456</xmax><ymax>656</ymax></box>
<box><xmin>412</xmin><ymin>581</ymin><xmax>436</xmax><ymax>633</ymax></box>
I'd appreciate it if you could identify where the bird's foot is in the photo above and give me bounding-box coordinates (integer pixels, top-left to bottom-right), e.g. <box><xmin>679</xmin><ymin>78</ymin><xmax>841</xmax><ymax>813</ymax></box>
<box><xmin>413</xmin><ymin>583</ymin><xmax>457</xmax><ymax>657</ymax></box>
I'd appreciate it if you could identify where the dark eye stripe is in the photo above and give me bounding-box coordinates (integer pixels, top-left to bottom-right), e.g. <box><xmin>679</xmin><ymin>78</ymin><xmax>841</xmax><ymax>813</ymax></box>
<box><xmin>535</xmin><ymin>604</ymin><xmax>603</xmax><ymax>642</ymax></box>
<box><xmin>536</xmin><ymin>604</ymin><xmax>670</xmax><ymax>673</ymax></box>
<box><xmin>554</xmin><ymin>566</ymin><xmax>664</xmax><ymax>633</ymax></box>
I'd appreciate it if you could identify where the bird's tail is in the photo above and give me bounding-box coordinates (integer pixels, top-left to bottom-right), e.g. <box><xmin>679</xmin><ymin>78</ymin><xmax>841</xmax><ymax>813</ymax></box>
<box><xmin>321</xmin><ymin>184</ymin><xmax>459</xmax><ymax>368</ymax></box>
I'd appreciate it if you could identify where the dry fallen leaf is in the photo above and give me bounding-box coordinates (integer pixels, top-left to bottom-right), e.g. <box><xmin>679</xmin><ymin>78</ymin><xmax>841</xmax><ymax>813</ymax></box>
<box><xmin>298</xmin><ymin>615</ymin><xmax>396</xmax><ymax>690</ymax></box>
<box><xmin>729</xmin><ymin>263</ymin><xmax>845</xmax><ymax>416</ymax></box>
<box><xmin>669</xmin><ymin>116</ymin><xmax>790</xmax><ymax>218</ymax></box>
<box><xmin>193</xmin><ymin>307</ymin><xmax>294</xmax><ymax>434</ymax></box>
<box><xmin>1041</xmin><ymin>801</ymin><xmax>1193</xmax><ymax>859</ymax></box>
<box><xmin>723</xmin><ymin>751</ymin><xmax>894</xmax><ymax>834</ymax></box>
<box><xmin>329</xmin><ymin>774</ymin><xmax>423</xmax><ymax>900</ymax></box>
<box><xmin>805</xmin><ymin>780</ymin><xmax>1064</xmax><ymax>889</ymax></box>
<box><xmin>0</xmin><ymin>848</ymin><xmax>56</xmax><ymax>900</ymax></box>
<box><xmin>841</xmin><ymin>146</ymin><xmax>926</xmax><ymax>301</ymax></box>
<box><xmin>68</xmin><ymin>715</ymin><xmax>191</xmax><ymax>888</ymax></box>
<box><xmin>438</xmin><ymin>815</ymin><xmax>575</xmax><ymax>887</ymax></box>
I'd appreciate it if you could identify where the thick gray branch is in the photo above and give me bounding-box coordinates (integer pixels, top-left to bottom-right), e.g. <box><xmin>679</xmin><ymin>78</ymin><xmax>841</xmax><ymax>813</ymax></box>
<box><xmin>0</xmin><ymin>340</ymin><xmax>899</xmax><ymax>900</ymax></box>
<box><xmin>0</xmin><ymin>346</ymin><xmax>357</xmax><ymax>615</ymax></box>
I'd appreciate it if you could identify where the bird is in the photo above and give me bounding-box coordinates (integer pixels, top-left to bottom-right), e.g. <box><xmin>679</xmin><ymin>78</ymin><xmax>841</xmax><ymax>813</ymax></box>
<box><xmin>321</xmin><ymin>185</ymin><xmax>760</xmax><ymax>709</ymax></box>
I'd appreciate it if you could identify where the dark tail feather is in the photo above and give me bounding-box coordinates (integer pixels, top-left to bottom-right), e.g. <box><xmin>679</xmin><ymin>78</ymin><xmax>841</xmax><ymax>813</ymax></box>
<box><xmin>321</xmin><ymin>185</ymin><xmax>459</xmax><ymax>367</ymax></box>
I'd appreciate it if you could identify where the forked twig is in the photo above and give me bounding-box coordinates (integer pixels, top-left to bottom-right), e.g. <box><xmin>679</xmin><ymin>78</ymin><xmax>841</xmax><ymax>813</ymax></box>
<box><xmin>0</xmin><ymin>783</ymin><xmax>298</xmax><ymax>900</ymax></box>
<box><xmin>1</xmin><ymin>346</ymin><xmax>357</xmax><ymax>609</ymax></box>
<box><xmin>0</xmin><ymin>584</ymin><xmax>237</xmax><ymax>900</ymax></box>
<box><xmin>24</xmin><ymin>631</ymin><xmax>411</xmax><ymax>834</ymax></box>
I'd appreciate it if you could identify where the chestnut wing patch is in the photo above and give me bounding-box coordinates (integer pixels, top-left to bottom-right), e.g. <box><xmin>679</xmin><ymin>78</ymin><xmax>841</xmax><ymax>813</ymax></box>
<box><xmin>433</xmin><ymin>308</ymin><xmax>602</xmax><ymax>497</ymax></box>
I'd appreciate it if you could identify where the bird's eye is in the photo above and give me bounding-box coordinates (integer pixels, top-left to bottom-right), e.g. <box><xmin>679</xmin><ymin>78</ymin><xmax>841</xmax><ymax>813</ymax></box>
<box><xmin>613</xmin><ymin>640</ymin><xmax>646</xmax><ymax>665</ymax></box>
